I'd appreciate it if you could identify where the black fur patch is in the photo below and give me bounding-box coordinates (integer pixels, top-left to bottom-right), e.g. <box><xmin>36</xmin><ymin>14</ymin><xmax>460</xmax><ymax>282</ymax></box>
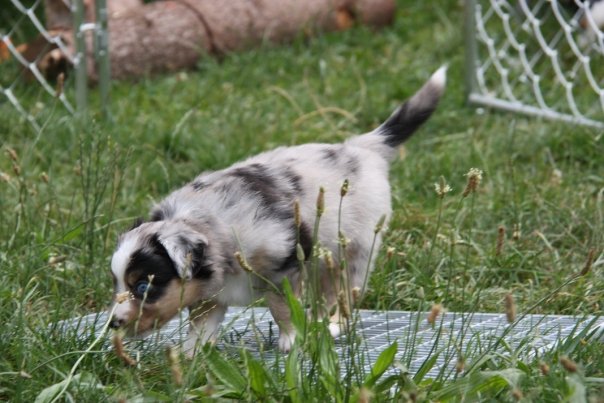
<box><xmin>283</xmin><ymin>167</ymin><xmax>303</xmax><ymax>194</ymax></box>
<box><xmin>321</xmin><ymin>148</ymin><xmax>339</xmax><ymax>163</ymax></box>
<box><xmin>191</xmin><ymin>179</ymin><xmax>207</xmax><ymax>191</ymax></box>
<box><xmin>346</xmin><ymin>155</ymin><xmax>360</xmax><ymax>176</ymax></box>
<box><xmin>125</xmin><ymin>234</ymin><xmax>179</xmax><ymax>302</ymax></box>
<box><xmin>380</xmin><ymin>95</ymin><xmax>439</xmax><ymax>147</ymax></box>
<box><xmin>128</xmin><ymin>217</ymin><xmax>145</xmax><ymax>231</ymax></box>
<box><xmin>229</xmin><ymin>163</ymin><xmax>291</xmax><ymax>220</ymax></box>
<box><xmin>177</xmin><ymin>235</ymin><xmax>213</xmax><ymax>279</ymax></box>
<box><xmin>150</xmin><ymin>209</ymin><xmax>164</xmax><ymax>222</ymax></box>
<box><xmin>276</xmin><ymin>222</ymin><xmax>313</xmax><ymax>272</ymax></box>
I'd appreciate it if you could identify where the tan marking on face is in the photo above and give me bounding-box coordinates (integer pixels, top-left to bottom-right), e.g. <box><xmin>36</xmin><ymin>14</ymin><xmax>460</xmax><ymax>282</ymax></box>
<box><xmin>126</xmin><ymin>269</ymin><xmax>144</xmax><ymax>288</ymax></box>
<box><xmin>120</xmin><ymin>278</ymin><xmax>204</xmax><ymax>335</ymax></box>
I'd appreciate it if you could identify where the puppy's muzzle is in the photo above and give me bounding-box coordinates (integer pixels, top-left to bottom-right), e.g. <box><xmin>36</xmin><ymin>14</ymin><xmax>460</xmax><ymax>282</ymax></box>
<box><xmin>109</xmin><ymin>316</ymin><xmax>126</xmax><ymax>329</ymax></box>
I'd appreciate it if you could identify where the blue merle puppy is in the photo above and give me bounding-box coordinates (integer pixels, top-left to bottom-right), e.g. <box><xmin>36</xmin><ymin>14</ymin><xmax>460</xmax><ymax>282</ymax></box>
<box><xmin>109</xmin><ymin>66</ymin><xmax>446</xmax><ymax>354</ymax></box>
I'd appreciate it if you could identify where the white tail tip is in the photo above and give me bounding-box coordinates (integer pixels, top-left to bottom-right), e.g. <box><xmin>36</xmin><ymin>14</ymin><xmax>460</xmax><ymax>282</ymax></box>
<box><xmin>430</xmin><ymin>65</ymin><xmax>448</xmax><ymax>89</ymax></box>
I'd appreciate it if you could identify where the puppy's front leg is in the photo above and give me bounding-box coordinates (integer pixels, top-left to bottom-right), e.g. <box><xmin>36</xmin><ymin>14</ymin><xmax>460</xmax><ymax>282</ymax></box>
<box><xmin>266</xmin><ymin>292</ymin><xmax>296</xmax><ymax>353</ymax></box>
<box><xmin>183</xmin><ymin>300</ymin><xmax>227</xmax><ymax>357</ymax></box>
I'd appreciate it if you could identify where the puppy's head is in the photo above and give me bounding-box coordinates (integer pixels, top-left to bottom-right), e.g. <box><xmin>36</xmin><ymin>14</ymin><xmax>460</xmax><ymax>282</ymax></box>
<box><xmin>109</xmin><ymin>220</ymin><xmax>215</xmax><ymax>335</ymax></box>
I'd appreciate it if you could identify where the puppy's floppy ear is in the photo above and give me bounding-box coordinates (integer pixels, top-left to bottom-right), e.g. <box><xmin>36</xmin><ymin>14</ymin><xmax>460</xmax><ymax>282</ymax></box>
<box><xmin>158</xmin><ymin>231</ymin><xmax>211</xmax><ymax>280</ymax></box>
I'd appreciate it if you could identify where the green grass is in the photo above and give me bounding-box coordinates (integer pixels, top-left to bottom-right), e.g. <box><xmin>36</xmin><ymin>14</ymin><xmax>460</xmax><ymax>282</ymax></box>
<box><xmin>1</xmin><ymin>0</ymin><xmax>603</xmax><ymax>401</ymax></box>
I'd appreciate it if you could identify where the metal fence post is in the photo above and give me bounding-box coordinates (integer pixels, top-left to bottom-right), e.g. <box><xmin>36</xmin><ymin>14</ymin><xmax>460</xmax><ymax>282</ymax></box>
<box><xmin>95</xmin><ymin>0</ymin><xmax>111</xmax><ymax>119</ymax></box>
<box><xmin>464</xmin><ymin>0</ymin><xmax>477</xmax><ymax>102</ymax></box>
<box><xmin>72</xmin><ymin>0</ymin><xmax>88</xmax><ymax>114</ymax></box>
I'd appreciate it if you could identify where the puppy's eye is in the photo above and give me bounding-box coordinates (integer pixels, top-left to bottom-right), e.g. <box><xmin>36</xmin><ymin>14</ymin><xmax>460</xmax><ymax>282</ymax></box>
<box><xmin>134</xmin><ymin>281</ymin><xmax>150</xmax><ymax>296</ymax></box>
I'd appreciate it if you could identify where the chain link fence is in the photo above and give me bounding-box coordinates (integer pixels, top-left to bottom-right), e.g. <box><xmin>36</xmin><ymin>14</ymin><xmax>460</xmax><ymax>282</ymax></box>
<box><xmin>5</xmin><ymin>1</ymin><xmax>603</xmax><ymax>131</ymax></box>
<box><xmin>465</xmin><ymin>0</ymin><xmax>604</xmax><ymax>129</ymax></box>
<box><xmin>0</xmin><ymin>0</ymin><xmax>109</xmax><ymax>132</ymax></box>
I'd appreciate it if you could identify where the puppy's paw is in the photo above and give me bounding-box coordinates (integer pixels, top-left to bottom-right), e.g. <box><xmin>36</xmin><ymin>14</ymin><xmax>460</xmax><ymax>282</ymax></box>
<box><xmin>328</xmin><ymin>322</ymin><xmax>342</xmax><ymax>338</ymax></box>
<box><xmin>278</xmin><ymin>330</ymin><xmax>296</xmax><ymax>353</ymax></box>
<box><xmin>182</xmin><ymin>334</ymin><xmax>217</xmax><ymax>359</ymax></box>
<box><xmin>182</xmin><ymin>338</ymin><xmax>197</xmax><ymax>359</ymax></box>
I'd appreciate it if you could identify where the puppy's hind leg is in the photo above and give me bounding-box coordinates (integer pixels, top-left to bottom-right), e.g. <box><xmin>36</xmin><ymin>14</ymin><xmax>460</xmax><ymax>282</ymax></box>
<box><xmin>183</xmin><ymin>300</ymin><xmax>227</xmax><ymax>358</ymax></box>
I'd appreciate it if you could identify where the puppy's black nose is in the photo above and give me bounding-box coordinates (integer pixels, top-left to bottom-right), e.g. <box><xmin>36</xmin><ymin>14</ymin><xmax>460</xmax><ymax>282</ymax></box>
<box><xmin>109</xmin><ymin>317</ymin><xmax>124</xmax><ymax>329</ymax></box>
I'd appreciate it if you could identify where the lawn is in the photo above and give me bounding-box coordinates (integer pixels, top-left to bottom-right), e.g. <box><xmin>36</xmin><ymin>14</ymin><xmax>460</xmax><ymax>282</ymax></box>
<box><xmin>1</xmin><ymin>0</ymin><xmax>603</xmax><ymax>401</ymax></box>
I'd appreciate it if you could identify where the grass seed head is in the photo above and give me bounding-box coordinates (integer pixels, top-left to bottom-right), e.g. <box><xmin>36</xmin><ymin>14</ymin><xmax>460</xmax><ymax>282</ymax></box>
<box><xmin>462</xmin><ymin>168</ymin><xmax>483</xmax><ymax>197</ymax></box>
<box><xmin>115</xmin><ymin>291</ymin><xmax>132</xmax><ymax>304</ymax></box>
<box><xmin>455</xmin><ymin>355</ymin><xmax>465</xmax><ymax>373</ymax></box>
<box><xmin>496</xmin><ymin>226</ymin><xmax>505</xmax><ymax>256</ymax></box>
<box><xmin>6</xmin><ymin>147</ymin><xmax>18</xmax><ymax>162</ymax></box>
<box><xmin>427</xmin><ymin>303</ymin><xmax>443</xmax><ymax>325</ymax></box>
<box><xmin>316</xmin><ymin>186</ymin><xmax>325</xmax><ymax>217</ymax></box>
<box><xmin>40</xmin><ymin>172</ymin><xmax>49</xmax><ymax>183</ymax></box>
<box><xmin>337</xmin><ymin>290</ymin><xmax>351</xmax><ymax>319</ymax></box>
<box><xmin>580</xmin><ymin>248</ymin><xmax>596</xmax><ymax>276</ymax></box>
<box><xmin>511</xmin><ymin>388</ymin><xmax>523</xmax><ymax>401</ymax></box>
<box><xmin>48</xmin><ymin>255</ymin><xmax>67</xmax><ymax>266</ymax></box>
<box><xmin>539</xmin><ymin>361</ymin><xmax>550</xmax><ymax>375</ymax></box>
<box><xmin>234</xmin><ymin>251</ymin><xmax>253</xmax><ymax>273</ymax></box>
<box><xmin>504</xmin><ymin>293</ymin><xmax>516</xmax><ymax>323</ymax></box>
<box><xmin>166</xmin><ymin>346</ymin><xmax>183</xmax><ymax>386</ymax></box>
<box><xmin>357</xmin><ymin>386</ymin><xmax>373</xmax><ymax>403</ymax></box>
<box><xmin>12</xmin><ymin>163</ymin><xmax>21</xmax><ymax>177</ymax></box>
<box><xmin>512</xmin><ymin>223</ymin><xmax>522</xmax><ymax>241</ymax></box>
<box><xmin>340</xmin><ymin>179</ymin><xmax>349</xmax><ymax>197</ymax></box>
<box><xmin>112</xmin><ymin>332</ymin><xmax>137</xmax><ymax>366</ymax></box>
<box><xmin>324</xmin><ymin>249</ymin><xmax>335</xmax><ymax>274</ymax></box>
<box><xmin>374</xmin><ymin>214</ymin><xmax>387</xmax><ymax>234</ymax></box>
<box><xmin>338</xmin><ymin>231</ymin><xmax>350</xmax><ymax>248</ymax></box>
<box><xmin>351</xmin><ymin>287</ymin><xmax>362</xmax><ymax>305</ymax></box>
<box><xmin>19</xmin><ymin>370</ymin><xmax>32</xmax><ymax>379</ymax></box>
<box><xmin>293</xmin><ymin>199</ymin><xmax>301</xmax><ymax>228</ymax></box>
<box><xmin>434</xmin><ymin>176</ymin><xmax>452</xmax><ymax>198</ymax></box>
<box><xmin>560</xmin><ymin>356</ymin><xmax>578</xmax><ymax>373</ymax></box>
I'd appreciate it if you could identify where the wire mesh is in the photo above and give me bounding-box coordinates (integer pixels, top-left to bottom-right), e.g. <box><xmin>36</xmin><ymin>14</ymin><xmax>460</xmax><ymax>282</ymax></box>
<box><xmin>0</xmin><ymin>0</ymin><xmax>109</xmax><ymax>132</ymax></box>
<box><xmin>465</xmin><ymin>0</ymin><xmax>604</xmax><ymax>128</ymax></box>
<box><xmin>55</xmin><ymin>307</ymin><xmax>604</xmax><ymax>380</ymax></box>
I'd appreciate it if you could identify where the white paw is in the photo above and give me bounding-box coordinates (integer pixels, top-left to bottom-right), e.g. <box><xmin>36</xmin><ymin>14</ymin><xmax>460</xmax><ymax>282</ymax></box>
<box><xmin>182</xmin><ymin>337</ymin><xmax>197</xmax><ymax>359</ymax></box>
<box><xmin>278</xmin><ymin>330</ymin><xmax>296</xmax><ymax>353</ymax></box>
<box><xmin>328</xmin><ymin>322</ymin><xmax>342</xmax><ymax>338</ymax></box>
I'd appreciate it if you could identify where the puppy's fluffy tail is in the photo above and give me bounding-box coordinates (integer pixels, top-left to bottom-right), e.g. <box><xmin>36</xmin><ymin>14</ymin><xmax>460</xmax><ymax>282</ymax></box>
<box><xmin>348</xmin><ymin>66</ymin><xmax>446</xmax><ymax>159</ymax></box>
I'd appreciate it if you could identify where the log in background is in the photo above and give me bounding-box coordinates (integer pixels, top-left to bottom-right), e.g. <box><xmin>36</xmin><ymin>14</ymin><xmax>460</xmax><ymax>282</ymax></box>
<box><xmin>42</xmin><ymin>0</ymin><xmax>396</xmax><ymax>81</ymax></box>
